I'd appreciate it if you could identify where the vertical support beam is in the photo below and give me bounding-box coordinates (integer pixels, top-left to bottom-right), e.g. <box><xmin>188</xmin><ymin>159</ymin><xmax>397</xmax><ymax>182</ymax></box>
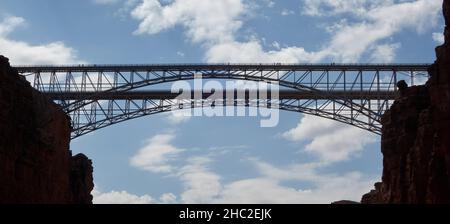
<box><xmin>326</xmin><ymin>70</ymin><xmax>330</xmax><ymax>91</ymax></box>
<box><xmin>376</xmin><ymin>70</ymin><xmax>381</xmax><ymax>115</ymax></box>
<box><xmin>81</xmin><ymin>71</ymin><xmax>87</xmax><ymax>93</ymax></box>
<box><xmin>90</xmin><ymin>101</ymin><xmax>97</xmax><ymax>124</ymax></box>
<box><xmin>368</xmin><ymin>100</ymin><xmax>372</xmax><ymax>125</ymax></box>
<box><xmin>360</xmin><ymin>70</ymin><xmax>363</xmax><ymax>111</ymax></box>
<box><xmin>97</xmin><ymin>72</ymin><xmax>103</xmax><ymax>92</ymax></box>
<box><xmin>49</xmin><ymin>71</ymin><xmax>56</xmax><ymax>92</ymax></box>
<box><xmin>393</xmin><ymin>70</ymin><xmax>398</xmax><ymax>91</ymax></box>
<box><xmin>114</xmin><ymin>71</ymin><xmax>119</xmax><ymax>89</ymax></box>
<box><xmin>343</xmin><ymin>70</ymin><xmax>346</xmax><ymax>91</ymax></box>
<box><xmin>65</xmin><ymin>71</ymin><xmax>70</xmax><ymax>92</ymax></box>
<box><xmin>110</xmin><ymin>100</ymin><xmax>114</xmax><ymax>118</ymax></box>
<box><xmin>33</xmin><ymin>72</ymin><xmax>41</xmax><ymax>90</ymax></box>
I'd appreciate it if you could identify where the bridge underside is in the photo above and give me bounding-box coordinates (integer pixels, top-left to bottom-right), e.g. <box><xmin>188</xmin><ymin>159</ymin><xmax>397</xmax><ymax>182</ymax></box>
<box><xmin>45</xmin><ymin>90</ymin><xmax>397</xmax><ymax>101</ymax></box>
<box><xmin>15</xmin><ymin>63</ymin><xmax>430</xmax><ymax>139</ymax></box>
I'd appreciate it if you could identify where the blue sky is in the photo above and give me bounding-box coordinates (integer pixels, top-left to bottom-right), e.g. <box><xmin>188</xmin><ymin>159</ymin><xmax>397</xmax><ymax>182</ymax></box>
<box><xmin>0</xmin><ymin>0</ymin><xmax>445</xmax><ymax>203</ymax></box>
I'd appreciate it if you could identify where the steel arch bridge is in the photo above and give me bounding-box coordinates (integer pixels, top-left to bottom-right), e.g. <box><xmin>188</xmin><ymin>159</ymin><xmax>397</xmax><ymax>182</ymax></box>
<box><xmin>15</xmin><ymin>63</ymin><xmax>430</xmax><ymax>139</ymax></box>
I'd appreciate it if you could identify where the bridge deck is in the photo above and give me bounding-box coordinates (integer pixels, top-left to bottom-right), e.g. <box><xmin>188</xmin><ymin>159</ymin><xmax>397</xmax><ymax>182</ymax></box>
<box><xmin>15</xmin><ymin>63</ymin><xmax>431</xmax><ymax>73</ymax></box>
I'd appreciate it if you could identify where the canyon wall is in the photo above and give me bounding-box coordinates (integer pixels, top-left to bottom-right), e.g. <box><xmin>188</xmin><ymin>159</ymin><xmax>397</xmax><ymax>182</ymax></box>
<box><xmin>0</xmin><ymin>55</ymin><xmax>94</xmax><ymax>204</ymax></box>
<box><xmin>362</xmin><ymin>0</ymin><xmax>450</xmax><ymax>204</ymax></box>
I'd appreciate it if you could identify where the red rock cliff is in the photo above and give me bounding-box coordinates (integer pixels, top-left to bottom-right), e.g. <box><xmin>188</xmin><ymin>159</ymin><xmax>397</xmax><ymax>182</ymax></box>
<box><xmin>0</xmin><ymin>55</ymin><xmax>94</xmax><ymax>204</ymax></box>
<box><xmin>362</xmin><ymin>0</ymin><xmax>450</xmax><ymax>204</ymax></box>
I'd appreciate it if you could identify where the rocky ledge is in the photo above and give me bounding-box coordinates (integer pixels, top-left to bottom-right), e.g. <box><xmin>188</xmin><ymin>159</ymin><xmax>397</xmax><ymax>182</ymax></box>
<box><xmin>361</xmin><ymin>0</ymin><xmax>450</xmax><ymax>204</ymax></box>
<box><xmin>0</xmin><ymin>55</ymin><xmax>94</xmax><ymax>204</ymax></box>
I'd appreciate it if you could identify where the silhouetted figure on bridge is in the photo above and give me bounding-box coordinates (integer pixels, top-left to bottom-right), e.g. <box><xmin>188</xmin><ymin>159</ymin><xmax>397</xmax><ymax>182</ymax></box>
<box><xmin>397</xmin><ymin>80</ymin><xmax>408</xmax><ymax>91</ymax></box>
<box><xmin>397</xmin><ymin>80</ymin><xmax>409</xmax><ymax>97</ymax></box>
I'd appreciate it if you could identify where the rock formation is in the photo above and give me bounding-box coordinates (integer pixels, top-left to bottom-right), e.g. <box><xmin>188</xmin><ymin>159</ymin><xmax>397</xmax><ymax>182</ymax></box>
<box><xmin>362</xmin><ymin>0</ymin><xmax>450</xmax><ymax>204</ymax></box>
<box><xmin>0</xmin><ymin>55</ymin><xmax>94</xmax><ymax>204</ymax></box>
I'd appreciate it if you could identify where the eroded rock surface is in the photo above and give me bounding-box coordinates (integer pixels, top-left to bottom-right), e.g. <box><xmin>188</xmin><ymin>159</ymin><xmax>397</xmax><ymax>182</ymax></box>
<box><xmin>0</xmin><ymin>55</ymin><xmax>93</xmax><ymax>204</ymax></box>
<box><xmin>362</xmin><ymin>0</ymin><xmax>450</xmax><ymax>204</ymax></box>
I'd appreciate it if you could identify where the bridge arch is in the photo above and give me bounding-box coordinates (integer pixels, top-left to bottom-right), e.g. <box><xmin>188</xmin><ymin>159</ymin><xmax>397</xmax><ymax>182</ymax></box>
<box><xmin>69</xmin><ymin>97</ymin><xmax>380</xmax><ymax>139</ymax></box>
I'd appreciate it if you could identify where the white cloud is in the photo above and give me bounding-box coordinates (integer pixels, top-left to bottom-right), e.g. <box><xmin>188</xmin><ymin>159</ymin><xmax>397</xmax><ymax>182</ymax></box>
<box><xmin>271</xmin><ymin>41</ymin><xmax>280</xmax><ymax>49</ymax></box>
<box><xmin>433</xmin><ymin>32</ymin><xmax>445</xmax><ymax>44</ymax></box>
<box><xmin>282</xmin><ymin>115</ymin><xmax>377</xmax><ymax>163</ymax></box>
<box><xmin>304</xmin><ymin>0</ymin><xmax>441</xmax><ymax>62</ymax></box>
<box><xmin>0</xmin><ymin>16</ymin><xmax>24</xmax><ymax>36</ymax></box>
<box><xmin>129</xmin><ymin>0</ymin><xmax>441</xmax><ymax>64</ymax></box>
<box><xmin>131</xmin><ymin>0</ymin><xmax>245</xmax><ymax>43</ymax></box>
<box><xmin>205</xmin><ymin>39</ymin><xmax>322</xmax><ymax>63</ymax></box>
<box><xmin>130</xmin><ymin>133</ymin><xmax>185</xmax><ymax>173</ymax></box>
<box><xmin>176</xmin><ymin>51</ymin><xmax>185</xmax><ymax>57</ymax></box>
<box><xmin>178</xmin><ymin>157</ymin><xmax>222</xmax><ymax>203</ymax></box>
<box><xmin>159</xmin><ymin>193</ymin><xmax>178</xmax><ymax>203</ymax></box>
<box><xmin>123</xmin><ymin>131</ymin><xmax>378</xmax><ymax>204</ymax></box>
<box><xmin>0</xmin><ymin>16</ymin><xmax>84</xmax><ymax>65</ymax></box>
<box><xmin>169</xmin><ymin>154</ymin><xmax>375</xmax><ymax>204</ymax></box>
<box><xmin>281</xmin><ymin>9</ymin><xmax>295</xmax><ymax>16</ymax></box>
<box><xmin>93</xmin><ymin>189</ymin><xmax>155</xmax><ymax>204</ymax></box>
<box><xmin>92</xmin><ymin>186</ymin><xmax>178</xmax><ymax>204</ymax></box>
<box><xmin>215</xmin><ymin>159</ymin><xmax>376</xmax><ymax>204</ymax></box>
<box><xmin>93</xmin><ymin>0</ymin><xmax>121</xmax><ymax>5</ymax></box>
<box><xmin>369</xmin><ymin>43</ymin><xmax>401</xmax><ymax>63</ymax></box>
<box><xmin>217</xmin><ymin>178</ymin><xmax>314</xmax><ymax>204</ymax></box>
<box><xmin>97</xmin><ymin>157</ymin><xmax>376</xmax><ymax>204</ymax></box>
<box><xmin>215</xmin><ymin>175</ymin><xmax>374</xmax><ymax>204</ymax></box>
<box><xmin>301</xmin><ymin>0</ymin><xmax>393</xmax><ymax>17</ymax></box>
<box><xmin>264</xmin><ymin>0</ymin><xmax>275</xmax><ymax>8</ymax></box>
<box><xmin>166</xmin><ymin>109</ymin><xmax>192</xmax><ymax>124</ymax></box>
<box><xmin>321</xmin><ymin>1</ymin><xmax>441</xmax><ymax>62</ymax></box>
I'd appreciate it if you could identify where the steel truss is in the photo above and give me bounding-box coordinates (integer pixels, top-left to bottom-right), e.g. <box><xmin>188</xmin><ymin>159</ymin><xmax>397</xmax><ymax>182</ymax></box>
<box><xmin>15</xmin><ymin>64</ymin><xmax>430</xmax><ymax>139</ymax></box>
